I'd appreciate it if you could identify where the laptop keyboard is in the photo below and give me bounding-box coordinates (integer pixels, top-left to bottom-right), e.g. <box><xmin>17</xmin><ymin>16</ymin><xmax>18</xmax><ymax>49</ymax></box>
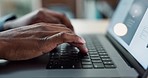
<box><xmin>46</xmin><ymin>35</ymin><xmax>116</xmax><ymax>69</ymax></box>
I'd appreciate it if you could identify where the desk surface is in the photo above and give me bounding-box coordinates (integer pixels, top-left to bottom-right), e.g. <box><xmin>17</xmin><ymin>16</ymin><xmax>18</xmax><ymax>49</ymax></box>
<box><xmin>71</xmin><ymin>19</ymin><xmax>109</xmax><ymax>34</ymax></box>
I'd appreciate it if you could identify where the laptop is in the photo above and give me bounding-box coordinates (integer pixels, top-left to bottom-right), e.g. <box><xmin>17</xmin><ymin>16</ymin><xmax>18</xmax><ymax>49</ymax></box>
<box><xmin>0</xmin><ymin>0</ymin><xmax>147</xmax><ymax>77</ymax></box>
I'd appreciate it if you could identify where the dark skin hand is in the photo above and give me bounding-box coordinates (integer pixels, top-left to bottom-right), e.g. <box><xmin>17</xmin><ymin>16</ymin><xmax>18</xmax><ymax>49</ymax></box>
<box><xmin>4</xmin><ymin>8</ymin><xmax>74</xmax><ymax>31</ymax></box>
<box><xmin>0</xmin><ymin>9</ymin><xmax>88</xmax><ymax>61</ymax></box>
<box><xmin>0</xmin><ymin>23</ymin><xmax>87</xmax><ymax>61</ymax></box>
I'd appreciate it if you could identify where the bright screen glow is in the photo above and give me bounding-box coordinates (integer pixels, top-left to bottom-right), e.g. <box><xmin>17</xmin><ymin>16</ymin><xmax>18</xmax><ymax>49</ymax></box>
<box><xmin>108</xmin><ymin>0</ymin><xmax>148</xmax><ymax>69</ymax></box>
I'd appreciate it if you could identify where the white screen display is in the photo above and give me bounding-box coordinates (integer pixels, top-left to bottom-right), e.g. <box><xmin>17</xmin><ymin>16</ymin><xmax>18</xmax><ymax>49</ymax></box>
<box><xmin>108</xmin><ymin>0</ymin><xmax>148</xmax><ymax>69</ymax></box>
<box><xmin>129</xmin><ymin>8</ymin><xmax>148</xmax><ymax>69</ymax></box>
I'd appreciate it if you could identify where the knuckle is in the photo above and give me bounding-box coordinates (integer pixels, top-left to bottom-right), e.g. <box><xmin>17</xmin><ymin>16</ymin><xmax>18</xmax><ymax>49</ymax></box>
<box><xmin>61</xmin><ymin>32</ymin><xmax>67</xmax><ymax>38</ymax></box>
<box><xmin>73</xmin><ymin>34</ymin><xmax>81</xmax><ymax>41</ymax></box>
<box><xmin>52</xmin><ymin>19</ymin><xmax>61</xmax><ymax>23</ymax></box>
<box><xmin>73</xmin><ymin>34</ymin><xmax>80</xmax><ymax>40</ymax></box>
<box><xmin>37</xmin><ymin>9</ymin><xmax>45</xmax><ymax>14</ymax></box>
<box><xmin>60</xmin><ymin>13</ymin><xmax>66</xmax><ymax>17</ymax></box>
<box><xmin>55</xmin><ymin>24</ymin><xmax>73</xmax><ymax>32</ymax></box>
<box><xmin>60</xmin><ymin>32</ymin><xmax>68</xmax><ymax>42</ymax></box>
<box><xmin>35</xmin><ymin>9</ymin><xmax>46</xmax><ymax>19</ymax></box>
<box><xmin>74</xmin><ymin>34</ymin><xmax>79</xmax><ymax>38</ymax></box>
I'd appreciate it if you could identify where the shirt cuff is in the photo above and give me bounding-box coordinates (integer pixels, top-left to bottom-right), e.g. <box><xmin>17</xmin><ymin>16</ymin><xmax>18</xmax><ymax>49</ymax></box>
<box><xmin>0</xmin><ymin>14</ymin><xmax>16</xmax><ymax>31</ymax></box>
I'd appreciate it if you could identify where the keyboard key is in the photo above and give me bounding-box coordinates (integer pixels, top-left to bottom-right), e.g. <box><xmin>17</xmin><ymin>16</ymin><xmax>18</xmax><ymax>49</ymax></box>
<box><xmin>81</xmin><ymin>59</ymin><xmax>91</xmax><ymax>62</ymax></box>
<box><xmin>89</xmin><ymin>52</ymin><xmax>98</xmax><ymax>55</ymax></box>
<box><xmin>102</xmin><ymin>58</ymin><xmax>111</xmax><ymax>61</ymax></box>
<box><xmin>105</xmin><ymin>65</ymin><xmax>116</xmax><ymax>68</ymax></box>
<box><xmin>99</xmin><ymin>53</ymin><xmax>108</xmax><ymax>56</ymax></box>
<box><xmin>47</xmin><ymin>35</ymin><xmax>116</xmax><ymax>69</ymax></box>
<box><xmin>97</xmin><ymin>49</ymin><xmax>106</xmax><ymax>53</ymax></box>
<box><xmin>103</xmin><ymin>61</ymin><xmax>113</xmax><ymax>65</ymax></box>
<box><xmin>88</xmin><ymin>50</ymin><xmax>97</xmax><ymax>52</ymax></box>
<box><xmin>91</xmin><ymin>56</ymin><xmax>101</xmax><ymax>60</ymax></box>
<box><xmin>100</xmin><ymin>56</ymin><xmax>109</xmax><ymax>58</ymax></box>
<box><xmin>62</xmin><ymin>65</ymin><xmax>73</xmax><ymax>69</ymax></box>
<box><xmin>62</xmin><ymin>64</ymin><xmax>72</xmax><ymax>69</ymax></box>
<box><xmin>82</xmin><ymin>65</ymin><xmax>93</xmax><ymax>69</ymax></box>
<box><xmin>73</xmin><ymin>64</ymin><xmax>82</xmax><ymax>69</ymax></box>
<box><xmin>92</xmin><ymin>59</ymin><xmax>102</xmax><ymax>63</ymax></box>
<box><xmin>93</xmin><ymin>63</ymin><xmax>104</xmax><ymax>68</ymax></box>
<box><xmin>60</xmin><ymin>50</ymin><xmax>67</xmax><ymax>53</ymax></box>
<box><xmin>82</xmin><ymin>62</ymin><xmax>92</xmax><ymax>65</ymax></box>
<box><xmin>82</xmin><ymin>56</ymin><xmax>90</xmax><ymax>59</ymax></box>
<box><xmin>90</xmin><ymin>55</ymin><xmax>99</xmax><ymax>57</ymax></box>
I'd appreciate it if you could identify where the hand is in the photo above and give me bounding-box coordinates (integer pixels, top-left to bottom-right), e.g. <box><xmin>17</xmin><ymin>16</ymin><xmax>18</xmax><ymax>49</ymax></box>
<box><xmin>4</xmin><ymin>8</ymin><xmax>74</xmax><ymax>31</ymax></box>
<box><xmin>0</xmin><ymin>23</ymin><xmax>87</xmax><ymax>61</ymax></box>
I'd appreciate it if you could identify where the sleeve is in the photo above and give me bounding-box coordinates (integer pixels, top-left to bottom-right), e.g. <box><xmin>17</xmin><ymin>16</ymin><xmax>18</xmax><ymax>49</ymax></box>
<box><xmin>0</xmin><ymin>14</ymin><xmax>16</xmax><ymax>31</ymax></box>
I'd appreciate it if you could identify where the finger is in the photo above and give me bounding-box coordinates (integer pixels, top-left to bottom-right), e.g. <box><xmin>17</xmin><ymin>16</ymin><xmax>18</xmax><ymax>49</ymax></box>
<box><xmin>41</xmin><ymin>32</ymin><xmax>87</xmax><ymax>53</ymax></box>
<box><xmin>55</xmin><ymin>13</ymin><xmax>74</xmax><ymax>31</ymax></box>
<box><xmin>43</xmin><ymin>12</ymin><xmax>61</xmax><ymax>24</ymax></box>
<box><xmin>70</xmin><ymin>43</ymin><xmax>88</xmax><ymax>54</ymax></box>
<box><xmin>32</xmin><ymin>9</ymin><xmax>61</xmax><ymax>24</ymax></box>
<box><xmin>69</xmin><ymin>37</ymin><xmax>88</xmax><ymax>54</ymax></box>
<box><xmin>34</xmin><ymin>31</ymin><xmax>73</xmax><ymax>38</ymax></box>
<box><xmin>46</xmin><ymin>10</ymin><xmax>74</xmax><ymax>31</ymax></box>
<box><xmin>35</xmin><ymin>23</ymin><xmax>73</xmax><ymax>33</ymax></box>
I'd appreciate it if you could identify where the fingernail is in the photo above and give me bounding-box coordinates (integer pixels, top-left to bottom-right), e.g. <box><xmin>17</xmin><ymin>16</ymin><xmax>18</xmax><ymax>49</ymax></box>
<box><xmin>83</xmin><ymin>48</ymin><xmax>88</xmax><ymax>55</ymax></box>
<box><xmin>82</xmin><ymin>46</ymin><xmax>88</xmax><ymax>53</ymax></box>
<box><xmin>79</xmin><ymin>38</ymin><xmax>86</xmax><ymax>43</ymax></box>
<box><xmin>84</xmin><ymin>48</ymin><xmax>88</xmax><ymax>54</ymax></box>
<box><xmin>85</xmin><ymin>47</ymin><xmax>88</xmax><ymax>52</ymax></box>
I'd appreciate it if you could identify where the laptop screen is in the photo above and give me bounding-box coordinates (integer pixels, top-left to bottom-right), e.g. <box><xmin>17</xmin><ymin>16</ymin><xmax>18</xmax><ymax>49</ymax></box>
<box><xmin>108</xmin><ymin>0</ymin><xmax>148</xmax><ymax>70</ymax></box>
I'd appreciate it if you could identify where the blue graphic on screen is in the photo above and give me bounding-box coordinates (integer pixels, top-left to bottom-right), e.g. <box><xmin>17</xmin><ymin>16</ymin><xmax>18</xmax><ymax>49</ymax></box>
<box><xmin>121</xmin><ymin>0</ymin><xmax>147</xmax><ymax>45</ymax></box>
